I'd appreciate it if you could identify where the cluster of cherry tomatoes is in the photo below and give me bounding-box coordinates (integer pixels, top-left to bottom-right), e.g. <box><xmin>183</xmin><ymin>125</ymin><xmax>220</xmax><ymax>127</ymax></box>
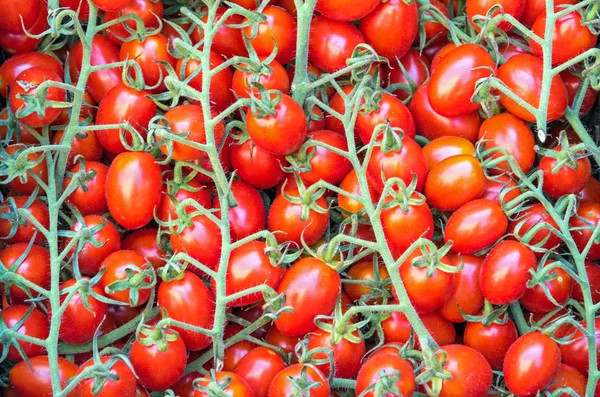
<box><xmin>0</xmin><ymin>0</ymin><xmax>600</xmax><ymax>395</ymax></box>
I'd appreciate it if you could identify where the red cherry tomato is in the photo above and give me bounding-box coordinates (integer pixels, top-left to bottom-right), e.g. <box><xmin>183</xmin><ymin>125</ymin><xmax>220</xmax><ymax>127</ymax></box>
<box><xmin>463</xmin><ymin>319</ymin><xmax>518</xmax><ymax>371</ymax></box>
<box><xmin>120</xmin><ymin>33</ymin><xmax>176</xmax><ymax>91</ymax></box>
<box><xmin>571</xmin><ymin>202</ymin><xmax>600</xmax><ymax>260</ymax></box>
<box><xmin>269</xmin><ymin>364</ymin><xmax>330</xmax><ymax>397</ymax></box>
<box><xmin>1</xmin><ymin>305</ymin><xmax>48</xmax><ymax>361</ymax></box>
<box><xmin>0</xmin><ymin>0</ymin><xmax>41</xmax><ymax>33</ymax></box>
<box><xmin>560</xmin><ymin>319</ymin><xmax>600</xmax><ymax>375</ymax></box>
<box><xmin>99</xmin><ymin>250</ymin><xmax>152</xmax><ymax>306</ymax></box>
<box><xmin>520</xmin><ymin>266</ymin><xmax>573</xmax><ymax>313</ymax></box>
<box><xmin>439</xmin><ymin>254</ymin><xmax>484</xmax><ymax>322</ymax></box>
<box><xmin>0</xmin><ymin>52</ymin><xmax>64</xmax><ymax>97</ymax></box>
<box><xmin>539</xmin><ymin>146</ymin><xmax>592</xmax><ymax>199</ymax></box>
<box><xmin>64</xmin><ymin>161</ymin><xmax>109</xmax><ymax>216</ymax></box>
<box><xmin>508</xmin><ymin>203</ymin><xmax>562</xmax><ymax>253</ymax></box>
<box><xmin>307</xmin><ymin>327</ymin><xmax>366</xmax><ymax>378</ymax></box>
<box><xmin>242</xmin><ymin>6</ymin><xmax>296</xmax><ymax>64</ymax></box>
<box><xmin>385</xmin><ymin>49</ymin><xmax>430</xmax><ymax>101</ymax></box>
<box><xmin>194</xmin><ymin>371</ymin><xmax>255</xmax><ymax>396</ymax></box>
<box><xmin>0</xmin><ymin>196</ymin><xmax>49</xmax><ymax>245</ymax></box>
<box><xmin>309</xmin><ymin>16</ymin><xmax>365</xmax><ymax>73</ymax></box>
<box><xmin>315</xmin><ymin>0</ymin><xmax>379</xmax><ymax>21</ymax></box>
<box><xmin>356</xmin><ymin>353</ymin><xmax>416</xmax><ymax>397</ymax></box>
<box><xmin>230</xmin><ymin>139</ymin><xmax>289</xmax><ymax>189</ymax></box>
<box><xmin>233</xmin><ymin>347</ymin><xmax>286</xmax><ymax>397</ymax></box>
<box><xmin>466</xmin><ymin>0</ymin><xmax>525</xmax><ymax>31</ymax></box>
<box><xmin>58</xmin><ymin>278</ymin><xmax>108</xmax><ymax>344</ymax></box>
<box><xmin>170</xmin><ymin>213</ymin><xmax>222</xmax><ymax>272</ymax></box>
<box><xmin>423</xmin><ymin>136</ymin><xmax>476</xmax><ymax>171</ymax></box>
<box><xmin>434</xmin><ymin>345</ymin><xmax>493</xmax><ymax>397</ymax></box>
<box><xmin>0</xmin><ymin>244</ymin><xmax>50</xmax><ymax>302</ymax></box>
<box><xmin>68</xmin><ymin>215</ymin><xmax>122</xmax><ymax>276</ymax></box>
<box><xmin>76</xmin><ymin>356</ymin><xmax>137</xmax><ymax>397</ymax></box>
<box><xmin>10</xmin><ymin>356</ymin><xmax>78</xmax><ymax>397</ymax></box>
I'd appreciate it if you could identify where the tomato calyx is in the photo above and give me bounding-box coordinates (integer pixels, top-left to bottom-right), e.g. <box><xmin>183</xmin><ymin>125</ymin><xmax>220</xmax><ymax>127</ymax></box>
<box><xmin>103</xmin><ymin>261</ymin><xmax>156</xmax><ymax>306</ymax></box>
<box><xmin>538</xmin><ymin>143</ymin><xmax>590</xmax><ymax>175</ymax></box>
<box><xmin>280</xmin><ymin>175</ymin><xmax>329</xmax><ymax>223</ymax></box>
<box><xmin>0</xmin><ymin>305</ymin><xmax>37</xmax><ymax>362</ymax></box>
<box><xmin>248</xmin><ymin>88</ymin><xmax>283</xmax><ymax>119</ymax></box>
<box><xmin>14</xmin><ymin>79</ymin><xmax>67</xmax><ymax>120</ymax></box>
<box><xmin>313</xmin><ymin>298</ymin><xmax>369</xmax><ymax>346</ymax></box>
<box><xmin>416</xmin><ymin>345</ymin><xmax>452</xmax><ymax>397</ymax></box>
<box><xmin>135</xmin><ymin>322</ymin><xmax>179</xmax><ymax>352</ymax></box>
<box><xmin>461</xmin><ymin>299</ymin><xmax>510</xmax><ymax>327</ymax></box>
<box><xmin>0</xmin><ymin>145</ymin><xmax>45</xmax><ymax>187</ymax></box>
<box><xmin>381</xmin><ymin>175</ymin><xmax>424</xmax><ymax>213</ymax></box>
<box><xmin>264</xmin><ymin>234</ymin><xmax>303</xmax><ymax>268</ymax></box>
<box><xmin>78</xmin><ymin>355</ymin><xmax>135</xmax><ymax>395</ymax></box>
<box><xmin>193</xmin><ymin>370</ymin><xmax>237</xmax><ymax>396</ymax></box>
<box><xmin>406</xmin><ymin>240</ymin><xmax>461</xmax><ymax>278</ymax></box>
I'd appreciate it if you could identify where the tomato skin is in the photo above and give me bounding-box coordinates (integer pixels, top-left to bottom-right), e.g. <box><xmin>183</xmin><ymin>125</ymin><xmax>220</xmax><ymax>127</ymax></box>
<box><xmin>213</xmin><ymin>241</ymin><xmax>281</xmax><ymax>307</ymax></box>
<box><xmin>479</xmin><ymin>240</ymin><xmax>537</xmax><ymax>304</ymax></box>
<box><xmin>409</xmin><ymin>84</ymin><xmax>481</xmax><ymax>143</ymax></box>
<box><xmin>121</xmin><ymin>228</ymin><xmax>166</xmax><ymax>270</ymax></box>
<box><xmin>2</xmin><ymin>145</ymin><xmax>48</xmax><ymax>195</ymax></box>
<box><xmin>430</xmin><ymin>42</ymin><xmax>458</xmax><ymax>71</ymax></box>
<box><xmin>504</xmin><ymin>332</ymin><xmax>561</xmax><ymax>396</ymax></box>
<box><xmin>64</xmin><ymin>161</ymin><xmax>109</xmax><ymax>216</ymax></box>
<box><xmin>539</xmin><ymin>146</ymin><xmax>591</xmax><ymax>199</ymax></box>
<box><xmin>520</xmin><ymin>267</ymin><xmax>573</xmax><ymax>313</ymax></box>
<box><xmin>547</xmin><ymin>364</ymin><xmax>587</xmax><ymax>396</ymax></box>
<box><xmin>309</xmin><ymin>16</ymin><xmax>365</xmax><ymax>73</ymax></box>
<box><xmin>444</xmin><ymin>199</ymin><xmax>508</xmax><ymax>254</ymax></box>
<box><xmin>99</xmin><ymin>250</ymin><xmax>152</xmax><ymax>306</ymax></box>
<box><xmin>69</xmin><ymin>35</ymin><xmax>122</xmax><ymax>103</ymax></box>
<box><xmin>498</xmin><ymin>54</ymin><xmax>568</xmax><ymax>122</ymax></box>
<box><xmin>425</xmin><ymin>154</ymin><xmax>486</xmax><ymax>211</ymax></box>
<box><xmin>307</xmin><ymin>328</ymin><xmax>366</xmax><ymax>378</ymax></box>
<box><xmin>232</xmin><ymin>57</ymin><xmax>290</xmax><ymax>98</ymax></box>
<box><xmin>530</xmin><ymin>9</ymin><xmax>597</xmax><ymax>66</ymax></box>
<box><xmin>478</xmin><ymin>113</ymin><xmax>536</xmax><ymax>175</ymax></box>
<box><xmin>561</xmin><ymin>70</ymin><xmax>598</xmax><ymax>117</ymax></box>
<box><xmin>300</xmin><ymin>130</ymin><xmax>352</xmax><ymax>185</ymax></box>
<box><xmin>570</xmin><ymin>202</ymin><xmax>600</xmax><ymax>260</ymax></box>
<box><xmin>367</xmin><ymin>137</ymin><xmax>428</xmax><ymax>193</ymax></box>
<box><xmin>520</xmin><ymin>0</ymin><xmax>576</xmax><ymax>26</ymax></box>
<box><xmin>233</xmin><ymin>347</ymin><xmax>286</xmax><ymax>397</ymax></box>
<box><xmin>194</xmin><ymin>7</ymin><xmax>247</xmax><ymax>59</ymax></box>
<box><xmin>92</xmin><ymin>0</ymin><xmax>131</xmax><ymax>11</ymax></box>
<box><xmin>157</xmin><ymin>179</ymin><xmax>212</xmax><ymax>224</ymax></box>
<box><xmin>383</xmin><ymin>308</ymin><xmax>456</xmax><ymax>347</ymax></box>
<box><xmin>481</xmin><ymin>175</ymin><xmax>521</xmax><ymax>205</ymax></box>
<box><xmin>466</xmin><ymin>0</ymin><xmax>525</xmax><ymax>31</ymax></box>
<box><xmin>508</xmin><ymin>203</ymin><xmax>561</xmax><ymax>252</ymax></box>
<box><xmin>360</xmin><ymin>0</ymin><xmax>418</xmax><ymax>61</ymax></box>
<box><xmin>0</xmin><ymin>196</ymin><xmax>49</xmax><ymax>245</ymax></box>
<box><xmin>106</xmin><ymin>152</ymin><xmax>162</xmax><ymax>230</ymax></box>
<box><xmin>10</xmin><ymin>356</ymin><xmax>78</xmax><ymax>397</ymax></box>
<box><xmin>0</xmin><ymin>244</ymin><xmax>50</xmax><ymax>302</ymax></box>
<box><xmin>120</xmin><ymin>33</ymin><xmax>176</xmax><ymax>91</ymax></box>
<box><xmin>267</xmin><ymin>189</ymin><xmax>329</xmax><ymax>246</ymax></box>
<box><xmin>560</xmin><ymin>319</ymin><xmax>600</xmax><ymax>375</ymax></box>
<box><xmin>243</xmin><ymin>6</ymin><xmax>296</xmax><ymax>64</ymax></box>
<box><xmin>344</xmin><ymin>261</ymin><xmax>390</xmax><ymax>302</ymax></box>
<box><xmin>423</xmin><ymin>136</ymin><xmax>476</xmax><ymax>171</ymax></box>
<box><xmin>356</xmin><ymin>354</ymin><xmax>416</xmax><ymax>397</ymax></box>
<box><xmin>572</xmin><ymin>261</ymin><xmax>600</xmax><ymax>303</ymax></box>
<box><xmin>58</xmin><ymin>278</ymin><xmax>108</xmax><ymax>344</ymax></box>
<box><xmin>422</xmin><ymin>0</ymin><xmax>450</xmax><ymax>43</ymax></box>
<box><xmin>246</xmin><ymin>94</ymin><xmax>308</xmax><ymax>156</ymax></box>
<box><xmin>436</xmin><ymin>345</ymin><xmax>492</xmax><ymax>397</ymax></box>
<box><xmin>76</xmin><ymin>357</ymin><xmax>137</xmax><ymax>397</ymax></box>
<box><xmin>0</xmin><ymin>3</ymin><xmax>47</xmax><ymax>56</ymax></box>
<box><xmin>69</xmin><ymin>215</ymin><xmax>122</xmax><ymax>276</ymax></box>
<box><xmin>129</xmin><ymin>327</ymin><xmax>187</xmax><ymax>391</ymax></box>
<box><xmin>1</xmin><ymin>305</ymin><xmax>48</xmax><ymax>361</ymax></box>
<box><xmin>338</xmin><ymin>170</ymin><xmax>377</xmax><ymax>216</ymax></box>
<box><xmin>0</xmin><ymin>52</ymin><xmax>64</xmax><ymax>98</ymax></box>
<box><xmin>356</xmin><ymin>93</ymin><xmax>416</xmax><ymax>143</ymax></box>
<box><xmin>463</xmin><ymin>320</ymin><xmax>518</xmax><ymax>370</ymax></box>
<box><xmin>316</xmin><ymin>0</ymin><xmax>379</xmax><ymax>20</ymax></box>
<box><xmin>380</xmin><ymin>196</ymin><xmax>434</xmax><ymax>259</ymax></box>
<box><xmin>274</xmin><ymin>258</ymin><xmax>341</xmax><ymax>336</ymax></box>
<box><xmin>195</xmin><ymin>371</ymin><xmax>254</xmax><ymax>397</ymax></box>
<box><xmin>265</xmin><ymin>325</ymin><xmax>300</xmax><ymax>356</ymax></box>
<box><xmin>0</xmin><ymin>0</ymin><xmax>40</xmax><ymax>32</ymax></box>
<box><xmin>269</xmin><ymin>364</ymin><xmax>330</xmax><ymax>397</ymax></box>
<box><xmin>53</xmin><ymin>129</ymin><xmax>103</xmax><ymax>170</ymax></box>
<box><xmin>170</xmin><ymin>213</ymin><xmax>222</xmax><ymax>272</ymax></box>
<box><xmin>9</xmin><ymin>67</ymin><xmax>65</xmax><ymax>127</ymax></box>
<box><xmin>385</xmin><ymin>49</ymin><xmax>430</xmax><ymax>101</ymax></box>
<box><xmin>230</xmin><ymin>139</ymin><xmax>288</xmax><ymax>189</ymax></box>
<box><xmin>213</xmin><ymin>180</ymin><xmax>266</xmax><ymax>242</ymax></box>
<box><xmin>105</xmin><ymin>0</ymin><xmax>163</xmax><ymax>44</ymax></box>
<box><xmin>439</xmin><ymin>254</ymin><xmax>484</xmax><ymax>322</ymax></box>
<box><xmin>428</xmin><ymin>44</ymin><xmax>496</xmax><ymax>117</ymax></box>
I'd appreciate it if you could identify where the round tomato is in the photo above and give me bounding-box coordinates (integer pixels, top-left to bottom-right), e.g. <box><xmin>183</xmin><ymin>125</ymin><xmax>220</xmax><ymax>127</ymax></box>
<box><xmin>0</xmin><ymin>196</ymin><xmax>49</xmax><ymax>245</ymax></box>
<box><xmin>193</xmin><ymin>7</ymin><xmax>246</xmax><ymax>58</ymax></box>
<box><xmin>498</xmin><ymin>54</ymin><xmax>568</xmax><ymax>122</ymax></box>
<box><xmin>120</xmin><ymin>33</ymin><xmax>176</xmax><ymax>91</ymax></box>
<box><xmin>385</xmin><ymin>49</ymin><xmax>430</xmax><ymax>101</ymax></box>
<box><xmin>68</xmin><ymin>215</ymin><xmax>121</xmax><ymax>276</ymax></box>
<box><xmin>360</xmin><ymin>0</ymin><xmax>418</xmax><ymax>60</ymax></box>
<box><xmin>106</xmin><ymin>152</ymin><xmax>162</xmax><ymax>230</ymax></box>
<box><xmin>299</xmin><ymin>130</ymin><xmax>352</xmax><ymax>185</ymax></box>
<box><xmin>439</xmin><ymin>254</ymin><xmax>484</xmax><ymax>322</ymax></box>
<box><xmin>504</xmin><ymin>332</ymin><xmax>561</xmax><ymax>395</ymax></box>
<box><xmin>356</xmin><ymin>92</ymin><xmax>416</xmax><ymax>143</ymax></box>
<box><xmin>269</xmin><ymin>364</ymin><xmax>330</xmax><ymax>397</ymax></box>
<box><xmin>423</xmin><ymin>136</ymin><xmax>476</xmax><ymax>171</ymax></box>
<box><xmin>229</xmin><ymin>139</ymin><xmax>289</xmax><ymax>189</ymax></box>
<box><xmin>195</xmin><ymin>371</ymin><xmax>254</xmax><ymax>396</ymax></box>
<box><xmin>213</xmin><ymin>180</ymin><xmax>266</xmax><ymax>241</ymax></box>
<box><xmin>466</xmin><ymin>0</ymin><xmax>525</xmax><ymax>31</ymax></box>
<box><xmin>463</xmin><ymin>319</ymin><xmax>518</xmax><ymax>370</ymax></box>
<box><xmin>338</xmin><ymin>169</ymin><xmax>377</xmax><ymax>216</ymax></box>
<box><xmin>99</xmin><ymin>250</ymin><xmax>152</xmax><ymax>306</ymax></box>
<box><xmin>274</xmin><ymin>258</ymin><xmax>341</xmax><ymax>336</ymax></box>
<box><xmin>570</xmin><ymin>202</ymin><xmax>600</xmax><ymax>260</ymax></box>
<box><xmin>76</xmin><ymin>356</ymin><xmax>137</xmax><ymax>397</ymax></box>
<box><xmin>539</xmin><ymin>146</ymin><xmax>591</xmax><ymax>199</ymax></box>
<box><xmin>64</xmin><ymin>161</ymin><xmax>109</xmax><ymax>216</ymax></box>
<box><xmin>520</xmin><ymin>266</ymin><xmax>573</xmax><ymax>313</ymax></box>
<box><xmin>307</xmin><ymin>327</ymin><xmax>366</xmax><ymax>378</ymax></box>
<box><xmin>10</xmin><ymin>356</ymin><xmax>78</xmax><ymax>397</ymax></box>
<box><xmin>479</xmin><ymin>240</ymin><xmax>537</xmax><ymax>304</ymax></box>
<box><xmin>170</xmin><ymin>213</ymin><xmax>222</xmax><ymax>271</ymax></box>
<box><xmin>508</xmin><ymin>203</ymin><xmax>561</xmax><ymax>252</ymax></box>
<box><xmin>356</xmin><ymin>353</ymin><xmax>416</xmax><ymax>397</ymax></box>
<box><xmin>242</xmin><ymin>6</ymin><xmax>296</xmax><ymax>64</ymax></box>
<box><xmin>0</xmin><ymin>52</ymin><xmax>64</xmax><ymax>97</ymax></box>
<box><xmin>0</xmin><ymin>243</ymin><xmax>50</xmax><ymax>302</ymax></box>
<box><xmin>232</xmin><ymin>56</ymin><xmax>290</xmax><ymax>98</ymax></box>
<box><xmin>435</xmin><ymin>345</ymin><xmax>492</xmax><ymax>397</ymax></box>
<box><xmin>1</xmin><ymin>305</ymin><xmax>48</xmax><ymax>361</ymax></box>
<box><xmin>233</xmin><ymin>347</ymin><xmax>286</xmax><ymax>397</ymax></box>
<box><xmin>58</xmin><ymin>278</ymin><xmax>108</xmax><ymax>344</ymax></box>
<box><xmin>444</xmin><ymin>199</ymin><xmax>508</xmax><ymax>253</ymax></box>
<box><xmin>309</xmin><ymin>16</ymin><xmax>365</xmax><ymax>73</ymax></box>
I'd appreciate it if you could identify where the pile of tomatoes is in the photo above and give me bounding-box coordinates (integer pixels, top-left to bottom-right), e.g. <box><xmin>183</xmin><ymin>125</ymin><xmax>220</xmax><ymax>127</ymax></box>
<box><xmin>1</xmin><ymin>0</ymin><xmax>600</xmax><ymax>395</ymax></box>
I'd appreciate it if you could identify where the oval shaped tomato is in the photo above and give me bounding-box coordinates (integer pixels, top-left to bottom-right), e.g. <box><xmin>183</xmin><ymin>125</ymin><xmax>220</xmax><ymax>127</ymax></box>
<box><xmin>309</xmin><ymin>16</ymin><xmax>365</xmax><ymax>73</ymax></box>
<box><xmin>380</xmin><ymin>195</ymin><xmax>434</xmax><ymax>259</ymax></box>
<box><xmin>1</xmin><ymin>305</ymin><xmax>48</xmax><ymax>361</ymax></box>
<box><xmin>498</xmin><ymin>54</ymin><xmax>568</xmax><ymax>122</ymax></box>
<box><xmin>356</xmin><ymin>92</ymin><xmax>416</xmax><ymax>143</ymax></box>
<box><xmin>299</xmin><ymin>130</ymin><xmax>352</xmax><ymax>185</ymax></box>
<box><xmin>539</xmin><ymin>146</ymin><xmax>591</xmax><ymax>199</ymax></box>
<box><xmin>158</xmin><ymin>271</ymin><xmax>214</xmax><ymax>351</ymax></box>
<box><xmin>409</xmin><ymin>84</ymin><xmax>481</xmax><ymax>143</ymax></box>
<box><xmin>10</xmin><ymin>356</ymin><xmax>78</xmax><ymax>397</ymax></box>
<box><xmin>0</xmin><ymin>0</ymin><xmax>41</xmax><ymax>32</ymax></box>
<box><xmin>193</xmin><ymin>7</ymin><xmax>246</xmax><ymax>58</ymax></box>
<box><xmin>95</xmin><ymin>84</ymin><xmax>156</xmax><ymax>153</ymax></box>
<box><xmin>478</xmin><ymin>113</ymin><xmax>536</xmax><ymax>175</ymax></box>
<box><xmin>338</xmin><ymin>170</ymin><xmax>377</xmax><ymax>217</ymax></box>
<box><xmin>0</xmin><ymin>52</ymin><xmax>64</xmax><ymax>97</ymax></box>
<box><xmin>246</xmin><ymin>94</ymin><xmax>308</xmax><ymax>156</ymax></box>
<box><xmin>572</xmin><ymin>261</ymin><xmax>600</xmax><ymax>304</ymax></box>
<box><xmin>195</xmin><ymin>371</ymin><xmax>254</xmax><ymax>397</ymax></box>
<box><xmin>463</xmin><ymin>319</ymin><xmax>518</xmax><ymax>370</ymax></box>
<box><xmin>243</xmin><ymin>6</ymin><xmax>296</xmax><ymax>64</ymax></box>
<box><xmin>425</xmin><ymin>154</ymin><xmax>486</xmax><ymax>211</ymax></box>
<box><xmin>439</xmin><ymin>254</ymin><xmax>484</xmax><ymax>322</ymax></box>
<box><xmin>69</xmin><ymin>35</ymin><xmax>122</xmax><ymax>103</ymax></box>
<box><xmin>520</xmin><ymin>266</ymin><xmax>573</xmax><ymax>313</ymax></box>
<box><xmin>232</xmin><ymin>56</ymin><xmax>290</xmax><ymax>98</ymax></box>
<box><xmin>316</xmin><ymin>0</ymin><xmax>379</xmax><ymax>20</ymax></box>
<box><xmin>106</xmin><ymin>152</ymin><xmax>162</xmax><ymax>230</ymax></box>
<box><xmin>560</xmin><ymin>319</ymin><xmax>600</xmax><ymax>375</ymax></box>
<box><xmin>356</xmin><ymin>353</ymin><xmax>416</xmax><ymax>397</ymax></box>
<box><xmin>157</xmin><ymin>178</ymin><xmax>212</xmax><ymax>224</ymax></box>
<box><xmin>428</xmin><ymin>44</ymin><xmax>496</xmax><ymax>117</ymax></box>
<box><xmin>307</xmin><ymin>328</ymin><xmax>366</xmax><ymax>378</ymax></box>
<box><xmin>99</xmin><ymin>249</ymin><xmax>152</xmax><ymax>306</ymax></box>
<box><xmin>508</xmin><ymin>203</ymin><xmax>561</xmax><ymax>252</ymax></box>
<box><xmin>547</xmin><ymin>364</ymin><xmax>587</xmax><ymax>396</ymax></box>
<box><xmin>9</xmin><ymin>67</ymin><xmax>65</xmax><ymax>127</ymax></box>
<box><xmin>58</xmin><ymin>278</ymin><xmax>108</xmax><ymax>344</ymax></box>
<box><xmin>76</xmin><ymin>356</ymin><xmax>137</xmax><ymax>397</ymax></box>
<box><xmin>570</xmin><ymin>202</ymin><xmax>600</xmax><ymax>260</ymax></box>
<box><xmin>367</xmin><ymin>137</ymin><xmax>428</xmax><ymax>193</ymax></box>
<box><xmin>0</xmin><ymin>243</ymin><xmax>50</xmax><ymax>302</ymax></box>
<box><xmin>68</xmin><ymin>215</ymin><xmax>121</xmax><ymax>276</ymax></box>
<box><xmin>64</xmin><ymin>161</ymin><xmax>109</xmax><ymax>216</ymax></box>
<box><xmin>479</xmin><ymin>240</ymin><xmax>536</xmax><ymax>304</ymax></box>
<box><xmin>105</xmin><ymin>0</ymin><xmax>164</xmax><ymax>44</ymax></box>
<box><xmin>267</xmin><ymin>189</ymin><xmax>329</xmax><ymax>246</ymax></box>
<box><xmin>233</xmin><ymin>347</ymin><xmax>286</xmax><ymax>397</ymax></box>
<box><xmin>434</xmin><ymin>345</ymin><xmax>492</xmax><ymax>397</ymax></box>
<box><xmin>423</xmin><ymin>136</ymin><xmax>476</xmax><ymax>171</ymax></box>
<box><xmin>213</xmin><ymin>181</ymin><xmax>266</xmax><ymax>242</ymax></box>
<box><xmin>481</xmin><ymin>175</ymin><xmax>521</xmax><ymax>205</ymax></box>
<box><xmin>360</xmin><ymin>0</ymin><xmax>418</xmax><ymax>61</ymax></box>
<box><xmin>274</xmin><ymin>258</ymin><xmax>341</xmax><ymax>336</ymax></box>
<box><xmin>230</xmin><ymin>139</ymin><xmax>289</xmax><ymax>189</ymax></box>
<box><xmin>120</xmin><ymin>33</ymin><xmax>176</xmax><ymax>91</ymax></box>
<box><xmin>530</xmin><ymin>9</ymin><xmax>597</xmax><ymax>66</ymax></box>
<box><xmin>0</xmin><ymin>196</ymin><xmax>49</xmax><ymax>245</ymax></box>
<box><xmin>269</xmin><ymin>364</ymin><xmax>330</xmax><ymax>397</ymax></box>
<box><xmin>504</xmin><ymin>332</ymin><xmax>561</xmax><ymax>396</ymax></box>
<box><xmin>466</xmin><ymin>0</ymin><xmax>525</xmax><ymax>31</ymax></box>
<box><xmin>170</xmin><ymin>213</ymin><xmax>222</xmax><ymax>272</ymax></box>
<box><xmin>561</xmin><ymin>70</ymin><xmax>598</xmax><ymax>117</ymax></box>
<box><xmin>444</xmin><ymin>199</ymin><xmax>508</xmax><ymax>253</ymax></box>
<box><xmin>344</xmin><ymin>260</ymin><xmax>390</xmax><ymax>302</ymax></box>
<box><xmin>385</xmin><ymin>49</ymin><xmax>430</xmax><ymax>101</ymax></box>
<box><xmin>129</xmin><ymin>327</ymin><xmax>187</xmax><ymax>391</ymax></box>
